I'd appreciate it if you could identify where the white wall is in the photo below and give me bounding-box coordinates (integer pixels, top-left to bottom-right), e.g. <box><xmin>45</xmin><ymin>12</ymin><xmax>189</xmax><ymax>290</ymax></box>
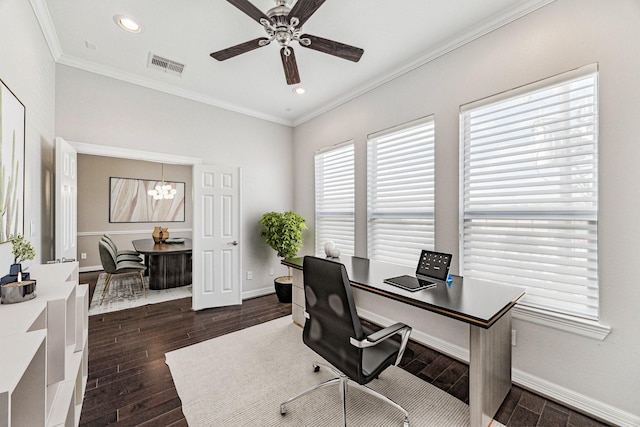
<box><xmin>55</xmin><ymin>65</ymin><xmax>295</xmax><ymax>297</ymax></box>
<box><xmin>5</xmin><ymin>0</ymin><xmax>639</xmax><ymax>422</ymax></box>
<box><xmin>0</xmin><ymin>0</ymin><xmax>56</xmax><ymax>266</ymax></box>
<box><xmin>293</xmin><ymin>0</ymin><xmax>640</xmax><ymax>424</ymax></box>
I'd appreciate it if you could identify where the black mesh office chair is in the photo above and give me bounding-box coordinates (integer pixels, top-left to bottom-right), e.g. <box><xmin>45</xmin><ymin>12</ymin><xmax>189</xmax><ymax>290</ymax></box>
<box><xmin>280</xmin><ymin>256</ymin><xmax>412</xmax><ymax>427</ymax></box>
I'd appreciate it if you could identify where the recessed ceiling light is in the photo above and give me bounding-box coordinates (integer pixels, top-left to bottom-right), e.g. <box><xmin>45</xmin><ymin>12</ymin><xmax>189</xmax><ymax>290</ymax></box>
<box><xmin>114</xmin><ymin>15</ymin><xmax>142</xmax><ymax>33</ymax></box>
<box><xmin>293</xmin><ymin>87</ymin><xmax>306</xmax><ymax>95</ymax></box>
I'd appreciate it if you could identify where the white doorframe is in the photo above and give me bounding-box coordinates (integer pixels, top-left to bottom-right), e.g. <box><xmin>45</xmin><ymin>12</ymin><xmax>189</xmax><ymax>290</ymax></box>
<box><xmin>67</xmin><ymin>141</ymin><xmax>240</xmax><ymax>306</ymax></box>
<box><xmin>69</xmin><ymin>140</ymin><xmax>202</xmax><ymax>166</ymax></box>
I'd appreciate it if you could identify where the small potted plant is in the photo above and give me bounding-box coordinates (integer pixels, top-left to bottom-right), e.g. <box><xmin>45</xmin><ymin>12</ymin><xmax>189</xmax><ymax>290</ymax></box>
<box><xmin>259</xmin><ymin>211</ymin><xmax>307</xmax><ymax>303</ymax></box>
<box><xmin>9</xmin><ymin>234</ymin><xmax>36</xmax><ymax>275</ymax></box>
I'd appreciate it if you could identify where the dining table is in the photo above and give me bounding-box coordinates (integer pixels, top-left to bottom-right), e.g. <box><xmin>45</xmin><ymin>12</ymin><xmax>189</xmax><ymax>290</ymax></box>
<box><xmin>132</xmin><ymin>238</ymin><xmax>192</xmax><ymax>290</ymax></box>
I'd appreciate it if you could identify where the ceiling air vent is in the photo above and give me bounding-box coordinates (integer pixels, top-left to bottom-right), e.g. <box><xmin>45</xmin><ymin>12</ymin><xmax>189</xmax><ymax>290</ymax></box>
<box><xmin>147</xmin><ymin>53</ymin><xmax>185</xmax><ymax>77</ymax></box>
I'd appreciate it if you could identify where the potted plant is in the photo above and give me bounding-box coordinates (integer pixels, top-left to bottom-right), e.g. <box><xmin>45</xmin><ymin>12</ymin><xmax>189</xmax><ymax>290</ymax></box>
<box><xmin>259</xmin><ymin>211</ymin><xmax>307</xmax><ymax>303</ymax></box>
<box><xmin>9</xmin><ymin>234</ymin><xmax>36</xmax><ymax>273</ymax></box>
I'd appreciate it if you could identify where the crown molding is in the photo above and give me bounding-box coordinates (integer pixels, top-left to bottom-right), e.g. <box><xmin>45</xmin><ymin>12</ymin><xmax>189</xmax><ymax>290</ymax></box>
<box><xmin>31</xmin><ymin>0</ymin><xmax>556</xmax><ymax>128</ymax></box>
<box><xmin>55</xmin><ymin>54</ymin><xmax>294</xmax><ymax>127</ymax></box>
<box><xmin>292</xmin><ymin>0</ymin><xmax>557</xmax><ymax>126</ymax></box>
<box><xmin>29</xmin><ymin>0</ymin><xmax>62</xmax><ymax>60</ymax></box>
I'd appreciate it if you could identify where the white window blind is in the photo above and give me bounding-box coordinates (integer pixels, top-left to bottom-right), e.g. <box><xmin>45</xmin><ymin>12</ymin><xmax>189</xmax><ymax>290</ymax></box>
<box><xmin>368</xmin><ymin>117</ymin><xmax>435</xmax><ymax>267</ymax></box>
<box><xmin>461</xmin><ymin>65</ymin><xmax>599</xmax><ymax>320</ymax></box>
<box><xmin>315</xmin><ymin>142</ymin><xmax>355</xmax><ymax>256</ymax></box>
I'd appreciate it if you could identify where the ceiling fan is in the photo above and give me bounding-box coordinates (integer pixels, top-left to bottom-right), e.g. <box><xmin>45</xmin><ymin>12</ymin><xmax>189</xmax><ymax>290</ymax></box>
<box><xmin>210</xmin><ymin>0</ymin><xmax>364</xmax><ymax>85</ymax></box>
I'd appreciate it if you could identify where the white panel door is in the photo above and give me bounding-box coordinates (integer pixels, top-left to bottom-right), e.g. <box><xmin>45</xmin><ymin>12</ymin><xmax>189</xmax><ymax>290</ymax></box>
<box><xmin>54</xmin><ymin>137</ymin><xmax>77</xmax><ymax>262</ymax></box>
<box><xmin>192</xmin><ymin>164</ymin><xmax>242</xmax><ymax>310</ymax></box>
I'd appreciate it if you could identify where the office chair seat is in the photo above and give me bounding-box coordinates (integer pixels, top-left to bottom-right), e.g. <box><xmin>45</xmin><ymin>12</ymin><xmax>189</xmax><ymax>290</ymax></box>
<box><xmin>361</xmin><ymin>327</ymin><xmax>401</xmax><ymax>379</ymax></box>
<box><xmin>281</xmin><ymin>256</ymin><xmax>412</xmax><ymax>427</ymax></box>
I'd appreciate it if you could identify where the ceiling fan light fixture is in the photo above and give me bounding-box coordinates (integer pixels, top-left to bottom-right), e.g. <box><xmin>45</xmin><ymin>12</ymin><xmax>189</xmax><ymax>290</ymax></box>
<box><xmin>114</xmin><ymin>15</ymin><xmax>142</xmax><ymax>33</ymax></box>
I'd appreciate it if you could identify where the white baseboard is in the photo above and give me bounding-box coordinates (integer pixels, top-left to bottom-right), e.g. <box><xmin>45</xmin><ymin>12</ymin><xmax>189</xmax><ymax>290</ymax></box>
<box><xmin>358</xmin><ymin>307</ymin><xmax>470</xmax><ymax>363</ymax></box>
<box><xmin>357</xmin><ymin>308</ymin><xmax>639</xmax><ymax>427</ymax></box>
<box><xmin>242</xmin><ymin>286</ymin><xmax>275</xmax><ymax>300</ymax></box>
<box><xmin>80</xmin><ymin>267</ymin><xmax>275</xmax><ymax>300</ymax></box>
<box><xmin>513</xmin><ymin>370</ymin><xmax>640</xmax><ymax>427</ymax></box>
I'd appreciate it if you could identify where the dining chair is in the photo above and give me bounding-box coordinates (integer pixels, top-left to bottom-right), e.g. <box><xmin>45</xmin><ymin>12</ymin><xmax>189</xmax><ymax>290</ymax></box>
<box><xmin>98</xmin><ymin>240</ymin><xmax>147</xmax><ymax>304</ymax></box>
<box><xmin>102</xmin><ymin>234</ymin><xmax>143</xmax><ymax>262</ymax></box>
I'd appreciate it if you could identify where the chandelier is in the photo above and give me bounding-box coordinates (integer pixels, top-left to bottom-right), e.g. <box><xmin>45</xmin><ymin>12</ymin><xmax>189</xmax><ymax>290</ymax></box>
<box><xmin>147</xmin><ymin>163</ymin><xmax>177</xmax><ymax>200</ymax></box>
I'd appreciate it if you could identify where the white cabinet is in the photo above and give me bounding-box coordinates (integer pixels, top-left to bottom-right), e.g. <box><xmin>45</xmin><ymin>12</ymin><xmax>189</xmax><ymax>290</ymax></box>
<box><xmin>0</xmin><ymin>331</ymin><xmax>47</xmax><ymax>427</ymax></box>
<box><xmin>0</xmin><ymin>262</ymin><xmax>88</xmax><ymax>427</ymax></box>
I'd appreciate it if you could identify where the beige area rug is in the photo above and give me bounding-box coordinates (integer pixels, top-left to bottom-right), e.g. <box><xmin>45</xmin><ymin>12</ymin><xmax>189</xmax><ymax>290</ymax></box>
<box><xmin>166</xmin><ymin>316</ymin><xmax>498</xmax><ymax>427</ymax></box>
<box><xmin>88</xmin><ymin>272</ymin><xmax>191</xmax><ymax>316</ymax></box>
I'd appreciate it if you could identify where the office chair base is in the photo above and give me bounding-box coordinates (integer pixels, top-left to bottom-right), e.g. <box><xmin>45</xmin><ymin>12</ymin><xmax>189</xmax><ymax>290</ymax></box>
<box><xmin>280</xmin><ymin>362</ymin><xmax>409</xmax><ymax>427</ymax></box>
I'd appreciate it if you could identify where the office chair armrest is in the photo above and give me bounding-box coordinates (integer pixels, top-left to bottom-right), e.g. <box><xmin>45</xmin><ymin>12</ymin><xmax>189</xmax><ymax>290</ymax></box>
<box><xmin>350</xmin><ymin>323</ymin><xmax>412</xmax><ymax>348</ymax></box>
<box><xmin>350</xmin><ymin>323</ymin><xmax>412</xmax><ymax>366</ymax></box>
<box><xmin>367</xmin><ymin>323</ymin><xmax>410</xmax><ymax>343</ymax></box>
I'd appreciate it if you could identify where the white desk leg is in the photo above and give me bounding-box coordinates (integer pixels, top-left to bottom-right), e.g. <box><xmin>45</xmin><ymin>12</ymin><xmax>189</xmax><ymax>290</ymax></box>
<box><xmin>469</xmin><ymin>311</ymin><xmax>512</xmax><ymax>427</ymax></box>
<box><xmin>291</xmin><ymin>269</ymin><xmax>305</xmax><ymax>326</ymax></box>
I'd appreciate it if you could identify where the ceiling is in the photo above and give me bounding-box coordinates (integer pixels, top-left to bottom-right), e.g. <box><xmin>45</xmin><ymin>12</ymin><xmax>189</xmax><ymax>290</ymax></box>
<box><xmin>32</xmin><ymin>0</ymin><xmax>554</xmax><ymax>126</ymax></box>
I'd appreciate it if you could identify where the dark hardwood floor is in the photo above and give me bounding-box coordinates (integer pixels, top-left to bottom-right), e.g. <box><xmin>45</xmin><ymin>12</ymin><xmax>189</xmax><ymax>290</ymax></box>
<box><xmin>79</xmin><ymin>271</ymin><xmax>610</xmax><ymax>427</ymax></box>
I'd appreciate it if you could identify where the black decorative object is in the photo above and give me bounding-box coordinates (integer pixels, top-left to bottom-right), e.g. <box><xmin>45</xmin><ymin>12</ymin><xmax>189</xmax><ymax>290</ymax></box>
<box><xmin>274</xmin><ymin>277</ymin><xmax>292</xmax><ymax>303</ymax></box>
<box><xmin>1</xmin><ymin>264</ymin><xmax>29</xmax><ymax>285</ymax></box>
<box><xmin>9</xmin><ymin>263</ymin><xmax>21</xmax><ymax>276</ymax></box>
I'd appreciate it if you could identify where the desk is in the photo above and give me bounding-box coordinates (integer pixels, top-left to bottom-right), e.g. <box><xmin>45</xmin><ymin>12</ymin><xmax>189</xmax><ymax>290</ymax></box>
<box><xmin>132</xmin><ymin>238</ymin><xmax>192</xmax><ymax>290</ymax></box>
<box><xmin>283</xmin><ymin>255</ymin><xmax>524</xmax><ymax>427</ymax></box>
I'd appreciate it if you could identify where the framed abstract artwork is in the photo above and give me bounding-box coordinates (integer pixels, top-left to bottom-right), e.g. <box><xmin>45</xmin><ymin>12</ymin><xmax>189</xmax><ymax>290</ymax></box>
<box><xmin>0</xmin><ymin>78</ymin><xmax>26</xmax><ymax>242</ymax></box>
<box><xmin>109</xmin><ymin>177</ymin><xmax>186</xmax><ymax>223</ymax></box>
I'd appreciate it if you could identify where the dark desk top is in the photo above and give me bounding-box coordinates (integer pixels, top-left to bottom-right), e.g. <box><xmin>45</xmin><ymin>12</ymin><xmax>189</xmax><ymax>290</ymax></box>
<box><xmin>132</xmin><ymin>238</ymin><xmax>192</xmax><ymax>255</ymax></box>
<box><xmin>283</xmin><ymin>255</ymin><xmax>524</xmax><ymax>329</ymax></box>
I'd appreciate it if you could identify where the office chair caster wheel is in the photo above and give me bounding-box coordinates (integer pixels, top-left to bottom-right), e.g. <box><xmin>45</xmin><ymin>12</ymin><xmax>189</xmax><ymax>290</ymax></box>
<box><xmin>280</xmin><ymin>405</ymin><xmax>287</xmax><ymax>416</ymax></box>
<box><xmin>403</xmin><ymin>417</ymin><xmax>409</xmax><ymax>427</ymax></box>
<box><xmin>313</xmin><ymin>363</ymin><xmax>320</xmax><ymax>372</ymax></box>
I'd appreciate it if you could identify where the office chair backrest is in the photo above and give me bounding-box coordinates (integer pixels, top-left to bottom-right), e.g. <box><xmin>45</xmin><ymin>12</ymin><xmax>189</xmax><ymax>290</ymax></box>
<box><xmin>98</xmin><ymin>240</ymin><xmax>117</xmax><ymax>274</ymax></box>
<box><xmin>302</xmin><ymin>256</ymin><xmax>364</xmax><ymax>381</ymax></box>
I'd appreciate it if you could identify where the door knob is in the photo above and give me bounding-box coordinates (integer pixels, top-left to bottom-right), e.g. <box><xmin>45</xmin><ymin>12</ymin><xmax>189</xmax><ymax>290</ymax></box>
<box><xmin>227</xmin><ymin>240</ymin><xmax>239</xmax><ymax>246</ymax></box>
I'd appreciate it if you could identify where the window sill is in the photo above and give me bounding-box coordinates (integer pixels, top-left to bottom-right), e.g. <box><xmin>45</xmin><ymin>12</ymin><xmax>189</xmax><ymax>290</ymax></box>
<box><xmin>512</xmin><ymin>305</ymin><xmax>611</xmax><ymax>340</ymax></box>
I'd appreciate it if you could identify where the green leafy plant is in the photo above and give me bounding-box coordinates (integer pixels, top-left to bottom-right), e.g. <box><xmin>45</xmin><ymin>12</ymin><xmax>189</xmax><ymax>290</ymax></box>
<box><xmin>9</xmin><ymin>233</ymin><xmax>36</xmax><ymax>264</ymax></box>
<box><xmin>259</xmin><ymin>211</ymin><xmax>307</xmax><ymax>259</ymax></box>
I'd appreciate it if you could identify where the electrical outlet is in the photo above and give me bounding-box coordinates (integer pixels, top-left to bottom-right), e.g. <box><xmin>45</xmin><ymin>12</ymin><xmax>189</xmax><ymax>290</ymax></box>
<box><xmin>80</xmin><ymin>253</ymin><xmax>87</xmax><ymax>260</ymax></box>
<box><xmin>246</xmin><ymin>271</ymin><xmax>253</xmax><ymax>280</ymax></box>
<box><xmin>511</xmin><ymin>329</ymin><xmax>517</xmax><ymax>347</ymax></box>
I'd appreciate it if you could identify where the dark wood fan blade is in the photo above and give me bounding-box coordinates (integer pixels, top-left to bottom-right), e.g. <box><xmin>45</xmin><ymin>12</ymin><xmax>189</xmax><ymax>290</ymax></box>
<box><xmin>280</xmin><ymin>47</ymin><xmax>301</xmax><ymax>85</ymax></box>
<box><xmin>210</xmin><ymin>38</ymin><xmax>270</xmax><ymax>61</ymax></box>
<box><xmin>288</xmin><ymin>0</ymin><xmax>326</xmax><ymax>27</ymax></box>
<box><xmin>227</xmin><ymin>0</ymin><xmax>271</xmax><ymax>25</ymax></box>
<box><xmin>300</xmin><ymin>34</ymin><xmax>364</xmax><ymax>62</ymax></box>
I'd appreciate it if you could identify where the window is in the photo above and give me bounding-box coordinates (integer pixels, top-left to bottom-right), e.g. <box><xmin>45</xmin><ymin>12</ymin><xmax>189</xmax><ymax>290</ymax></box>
<box><xmin>314</xmin><ymin>142</ymin><xmax>355</xmax><ymax>256</ymax></box>
<box><xmin>367</xmin><ymin>117</ymin><xmax>435</xmax><ymax>267</ymax></box>
<box><xmin>460</xmin><ymin>65</ymin><xmax>599</xmax><ymax>320</ymax></box>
